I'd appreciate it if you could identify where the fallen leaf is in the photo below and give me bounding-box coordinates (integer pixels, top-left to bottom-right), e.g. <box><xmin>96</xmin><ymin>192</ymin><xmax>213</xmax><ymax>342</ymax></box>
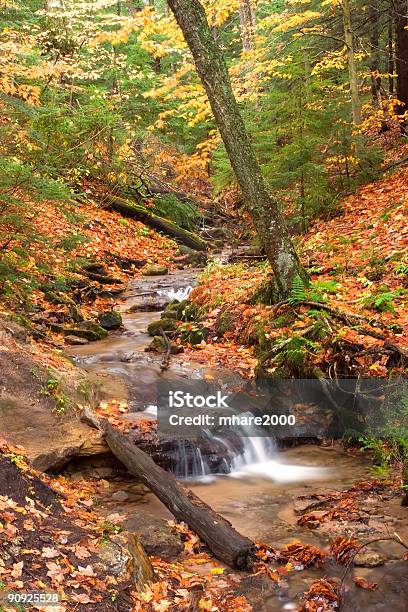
<box><xmin>354</xmin><ymin>576</ymin><xmax>378</xmax><ymax>590</ymax></box>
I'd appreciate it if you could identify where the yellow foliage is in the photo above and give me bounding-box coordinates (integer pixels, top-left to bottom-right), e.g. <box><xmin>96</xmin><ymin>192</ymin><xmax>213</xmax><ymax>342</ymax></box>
<box><xmin>271</xmin><ymin>11</ymin><xmax>322</xmax><ymax>33</ymax></box>
<box><xmin>312</xmin><ymin>48</ymin><xmax>348</xmax><ymax>74</ymax></box>
<box><xmin>203</xmin><ymin>0</ymin><xmax>240</xmax><ymax>27</ymax></box>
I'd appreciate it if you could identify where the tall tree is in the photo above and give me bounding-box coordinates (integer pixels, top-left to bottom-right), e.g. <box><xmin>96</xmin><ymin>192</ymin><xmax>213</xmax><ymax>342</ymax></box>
<box><xmin>166</xmin><ymin>0</ymin><xmax>306</xmax><ymax>299</ymax></box>
<box><xmin>369</xmin><ymin>1</ymin><xmax>382</xmax><ymax>106</ymax></box>
<box><xmin>239</xmin><ymin>0</ymin><xmax>255</xmax><ymax>52</ymax></box>
<box><xmin>342</xmin><ymin>0</ymin><xmax>362</xmax><ymax>125</ymax></box>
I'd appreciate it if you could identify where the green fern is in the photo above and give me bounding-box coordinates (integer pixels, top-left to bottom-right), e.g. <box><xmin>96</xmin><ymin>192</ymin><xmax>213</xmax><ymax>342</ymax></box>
<box><xmin>275</xmin><ymin>336</ymin><xmax>316</xmax><ymax>367</ymax></box>
<box><xmin>361</xmin><ymin>288</ymin><xmax>404</xmax><ymax>314</ymax></box>
<box><xmin>288</xmin><ymin>275</ymin><xmax>307</xmax><ymax>305</ymax></box>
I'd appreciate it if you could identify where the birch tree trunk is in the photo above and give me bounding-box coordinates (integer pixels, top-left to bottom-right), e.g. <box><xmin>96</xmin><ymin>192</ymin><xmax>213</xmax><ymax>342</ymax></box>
<box><xmin>239</xmin><ymin>0</ymin><xmax>255</xmax><ymax>52</ymax></box>
<box><xmin>166</xmin><ymin>0</ymin><xmax>306</xmax><ymax>299</ymax></box>
<box><xmin>342</xmin><ymin>0</ymin><xmax>362</xmax><ymax>125</ymax></box>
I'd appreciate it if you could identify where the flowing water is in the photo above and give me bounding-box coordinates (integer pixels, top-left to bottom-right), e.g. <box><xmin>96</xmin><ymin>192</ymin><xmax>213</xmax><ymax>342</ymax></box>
<box><xmin>68</xmin><ymin>269</ymin><xmax>357</xmax><ymax>486</ymax></box>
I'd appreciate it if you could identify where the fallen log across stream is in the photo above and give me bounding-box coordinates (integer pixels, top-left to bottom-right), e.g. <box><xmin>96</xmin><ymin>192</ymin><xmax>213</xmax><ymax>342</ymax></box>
<box><xmin>107</xmin><ymin>196</ymin><xmax>209</xmax><ymax>252</ymax></box>
<box><xmin>100</xmin><ymin>419</ymin><xmax>256</xmax><ymax>569</ymax></box>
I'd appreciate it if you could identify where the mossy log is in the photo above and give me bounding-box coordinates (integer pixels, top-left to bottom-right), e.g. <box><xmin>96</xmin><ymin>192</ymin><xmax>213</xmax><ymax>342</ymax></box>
<box><xmin>107</xmin><ymin>196</ymin><xmax>208</xmax><ymax>252</ymax></box>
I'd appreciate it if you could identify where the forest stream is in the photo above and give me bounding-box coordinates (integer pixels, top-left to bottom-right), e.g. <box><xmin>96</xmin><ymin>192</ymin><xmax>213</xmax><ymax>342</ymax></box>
<box><xmin>65</xmin><ymin>267</ymin><xmax>408</xmax><ymax>611</ymax></box>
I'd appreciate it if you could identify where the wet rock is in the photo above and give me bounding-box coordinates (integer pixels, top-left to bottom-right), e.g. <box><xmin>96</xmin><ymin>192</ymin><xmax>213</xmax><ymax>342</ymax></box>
<box><xmin>123</xmin><ymin>511</ymin><xmax>183</xmax><ymax>560</ymax></box>
<box><xmin>354</xmin><ymin>549</ymin><xmax>386</xmax><ymax>567</ymax></box>
<box><xmin>95</xmin><ymin>532</ymin><xmax>154</xmax><ymax>591</ymax></box>
<box><xmin>142</xmin><ymin>264</ymin><xmax>169</xmax><ymax>277</ymax></box>
<box><xmin>342</xmin><ymin>559</ymin><xmax>408</xmax><ymax>611</ymax></box>
<box><xmin>109</xmin><ymin>255</ymin><xmax>147</xmax><ymax>270</ymax></box>
<box><xmin>65</xmin><ymin>335</ymin><xmax>89</xmax><ymax>346</ymax></box>
<box><xmin>111</xmin><ymin>490</ymin><xmax>130</xmax><ymax>502</ymax></box>
<box><xmin>62</xmin><ymin>320</ymin><xmax>108</xmax><ymax>341</ymax></box>
<box><xmin>148</xmin><ymin>336</ymin><xmax>184</xmax><ymax>354</ymax></box>
<box><xmin>147</xmin><ymin>318</ymin><xmax>177</xmax><ymax>336</ymax></box>
<box><xmin>174</xmin><ymin>247</ymin><xmax>208</xmax><ymax>266</ymax></box>
<box><xmin>99</xmin><ymin>284</ymin><xmax>127</xmax><ymax>297</ymax></box>
<box><xmin>237</xmin><ymin>574</ymin><xmax>280</xmax><ymax>610</ymax></box>
<box><xmin>293</xmin><ymin>494</ymin><xmax>332</xmax><ymax>515</ymax></box>
<box><xmin>98</xmin><ymin>310</ymin><xmax>123</xmax><ymax>330</ymax></box>
<box><xmin>120</xmin><ymin>351</ymin><xmax>137</xmax><ymax>362</ymax></box>
<box><xmin>128</xmin><ymin>296</ymin><xmax>169</xmax><ymax>312</ymax></box>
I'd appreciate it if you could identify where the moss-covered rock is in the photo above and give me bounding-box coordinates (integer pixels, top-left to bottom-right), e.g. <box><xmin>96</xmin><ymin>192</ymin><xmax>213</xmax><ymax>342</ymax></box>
<box><xmin>142</xmin><ymin>264</ymin><xmax>169</xmax><ymax>277</ymax></box>
<box><xmin>147</xmin><ymin>318</ymin><xmax>177</xmax><ymax>336</ymax></box>
<box><xmin>164</xmin><ymin>300</ymin><xmax>181</xmax><ymax>312</ymax></box>
<box><xmin>180</xmin><ymin>324</ymin><xmax>208</xmax><ymax>345</ymax></box>
<box><xmin>215</xmin><ymin>310</ymin><xmax>233</xmax><ymax>336</ymax></box>
<box><xmin>60</xmin><ymin>320</ymin><xmax>108</xmax><ymax>341</ymax></box>
<box><xmin>148</xmin><ymin>336</ymin><xmax>184</xmax><ymax>354</ymax></box>
<box><xmin>98</xmin><ymin>310</ymin><xmax>123</xmax><ymax>330</ymax></box>
<box><xmin>162</xmin><ymin>310</ymin><xmax>179</xmax><ymax>320</ymax></box>
<box><xmin>177</xmin><ymin>300</ymin><xmax>197</xmax><ymax>321</ymax></box>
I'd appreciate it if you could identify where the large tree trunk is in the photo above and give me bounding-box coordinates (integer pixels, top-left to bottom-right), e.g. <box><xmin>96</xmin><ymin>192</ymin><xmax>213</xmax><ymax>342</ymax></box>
<box><xmin>166</xmin><ymin>0</ymin><xmax>307</xmax><ymax>299</ymax></box>
<box><xmin>395</xmin><ymin>0</ymin><xmax>408</xmax><ymax>111</ymax></box>
<box><xmin>103</xmin><ymin>420</ymin><xmax>255</xmax><ymax>569</ymax></box>
<box><xmin>342</xmin><ymin>0</ymin><xmax>362</xmax><ymax>125</ymax></box>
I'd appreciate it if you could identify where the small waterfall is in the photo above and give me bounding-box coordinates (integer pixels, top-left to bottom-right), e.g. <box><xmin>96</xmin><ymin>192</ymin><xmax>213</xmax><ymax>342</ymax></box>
<box><xmin>173</xmin><ymin>440</ymin><xmax>213</xmax><ymax>482</ymax></box>
<box><xmin>231</xmin><ymin>436</ymin><xmax>274</xmax><ymax>470</ymax></box>
<box><xmin>145</xmin><ymin>405</ymin><xmax>328</xmax><ymax>483</ymax></box>
<box><xmin>157</xmin><ymin>286</ymin><xmax>193</xmax><ymax>302</ymax></box>
<box><xmin>154</xmin><ymin>410</ymin><xmax>277</xmax><ymax>482</ymax></box>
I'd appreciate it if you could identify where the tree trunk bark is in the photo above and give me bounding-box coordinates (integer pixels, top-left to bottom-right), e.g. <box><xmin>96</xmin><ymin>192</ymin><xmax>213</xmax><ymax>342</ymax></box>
<box><xmin>342</xmin><ymin>0</ymin><xmax>362</xmax><ymax>125</ymax></box>
<box><xmin>103</xmin><ymin>420</ymin><xmax>256</xmax><ymax>568</ymax></box>
<box><xmin>395</xmin><ymin>0</ymin><xmax>408</xmax><ymax>111</ymax></box>
<box><xmin>369</xmin><ymin>2</ymin><xmax>382</xmax><ymax>106</ymax></box>
<box><xmin>166</xmin><ymin>0</ymin><xmax>307</xmax><ymax>299</ymax></box>
<box><xmin>239</xmin><ymin>0</ymin><xmax>255</xmax><ymax>52</ymax></box>
<box><xmin>388</xmin><ymin>11</ymin><xmax>395</xmax><ymax>94</ymax></box>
